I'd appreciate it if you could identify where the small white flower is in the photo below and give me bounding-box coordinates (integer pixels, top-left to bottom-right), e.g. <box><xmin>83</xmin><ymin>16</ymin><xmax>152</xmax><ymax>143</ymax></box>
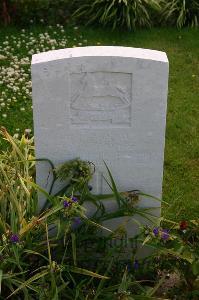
<box><xmin>0</xmin><ymin>54</ymin><xmax>7</xmax><ymax>60</ymax></box>
<box><xmin>25</xmin><ymin>128</ymin><xmax>31</xmax><ymax>134</ymax></box>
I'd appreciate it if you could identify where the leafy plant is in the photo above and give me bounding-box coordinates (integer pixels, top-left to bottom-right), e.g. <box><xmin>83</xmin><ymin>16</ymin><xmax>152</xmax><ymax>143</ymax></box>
<box><xmin>161</xmin><ymin>0</ymin><xmax>199</xmax><ymax>28</ymax></box>
<box><xmin>0</xmin><ymin>129</ymin><xmax>198</xmax><ymax>299</ymax></box>
<box><xmin>73</xmin><ymin>0</ymin><xmax>161</xmax><ymax>30</ymax></box>
<box><xmin>139</xmin><ymin>219</ymin><xmax>199</xmax><ymax>299</ymax></box>
<box><xmin>0</xmin><ymin>128</ymin><xmax>110</xmax><ymax>298</ymax></box>
<box><xmin>0</xmin><ymin>129</ymin><xmax>161</xmax><ymax>299</ymax></box>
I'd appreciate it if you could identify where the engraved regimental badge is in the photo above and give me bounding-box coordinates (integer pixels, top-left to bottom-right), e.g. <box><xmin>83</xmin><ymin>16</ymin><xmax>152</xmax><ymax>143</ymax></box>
<box><xmin>70</xmin><ymin>71</ymin><xmax>132</xmax><ymax>128</ymax></box>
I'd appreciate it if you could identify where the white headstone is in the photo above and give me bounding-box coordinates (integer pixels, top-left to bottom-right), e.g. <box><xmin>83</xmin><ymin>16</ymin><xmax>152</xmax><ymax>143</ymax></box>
<box><xmin>31</xmin><ymin>46</ymin><xmax>169</xmax><ymax>237</ymax></box>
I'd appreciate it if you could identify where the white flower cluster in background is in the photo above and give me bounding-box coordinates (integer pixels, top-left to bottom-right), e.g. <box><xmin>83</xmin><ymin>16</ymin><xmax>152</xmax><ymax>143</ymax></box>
<box><xmin>0</xmin><ymin>24</ymin><xmax>88</xmax><ymax>133</ymax></box>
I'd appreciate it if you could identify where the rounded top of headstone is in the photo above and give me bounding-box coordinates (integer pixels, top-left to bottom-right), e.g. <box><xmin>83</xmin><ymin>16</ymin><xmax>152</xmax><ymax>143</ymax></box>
<box><xmin>31</xmin><ymin>46</ymin><xmax>168</xmax><ymax>65</ymax></box>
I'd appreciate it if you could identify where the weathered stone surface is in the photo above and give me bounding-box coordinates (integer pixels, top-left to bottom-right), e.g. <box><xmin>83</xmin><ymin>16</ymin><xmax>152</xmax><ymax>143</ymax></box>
<box><xmin>31</xmin><ymin>46</ymin><xmax>169</xmax><ymax>223</ymax></box>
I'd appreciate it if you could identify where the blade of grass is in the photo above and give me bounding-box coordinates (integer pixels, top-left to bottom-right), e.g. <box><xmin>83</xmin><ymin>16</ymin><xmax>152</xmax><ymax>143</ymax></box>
<box><xmin>68</xmin><ymin>266</ymin><xmax>110</xmax><ymax>279</ymax></box>
<box><xmin>71</xmin><ymin>233</ymin><xmax>77</xmax><ymax>266</ymax></box>
<box><xmin>6</xmin><ymin>269</ymin><xmax>49</xmax><ymax>299</ymax></box>
<box><xmin>103</xmin><ymin>161</ymin><xmax>124</xmax><ymax>208</ymax></box>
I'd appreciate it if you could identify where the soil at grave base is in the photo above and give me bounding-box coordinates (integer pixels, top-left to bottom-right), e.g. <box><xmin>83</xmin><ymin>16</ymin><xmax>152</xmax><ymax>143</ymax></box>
<box><xmin>154</xmin><ymin>270</ymin><xmax>185</xmax><ymax>298</ymax></box>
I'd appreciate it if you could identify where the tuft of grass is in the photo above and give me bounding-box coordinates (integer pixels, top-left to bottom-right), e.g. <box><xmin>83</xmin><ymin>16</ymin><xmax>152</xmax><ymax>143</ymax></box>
<box><xmin>0</xmin><ymin>25</ymin><xmax>198</xmax><ymax>220</ymax></box>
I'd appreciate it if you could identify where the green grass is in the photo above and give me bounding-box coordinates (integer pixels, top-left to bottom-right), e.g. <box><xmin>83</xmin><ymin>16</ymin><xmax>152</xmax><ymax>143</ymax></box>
<box><xmin>0</xmin><ymin>25</ymin><xmax>198</xmax><ymax>221</ymax></box>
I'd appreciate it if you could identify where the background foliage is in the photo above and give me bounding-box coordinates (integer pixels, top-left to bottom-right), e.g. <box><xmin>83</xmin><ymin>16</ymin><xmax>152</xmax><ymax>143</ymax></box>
<box><xmin>1</xmin><ymin>0</ymin><xmax>77</xmax><ymax>26</ymax></box>
<box><xmin>73</xmin><ymin>0</ymin><xmax>161</xmax><ymax>30</ymax></box>
<box><xmin>1</xmin><ymin>0</ymin><xmax>199</xmax><ymax>29</ymax></box>
<box><xmin>161</xmin><ymin>0</ymin><xmax>199</xmax><ymax>28</ymax></box>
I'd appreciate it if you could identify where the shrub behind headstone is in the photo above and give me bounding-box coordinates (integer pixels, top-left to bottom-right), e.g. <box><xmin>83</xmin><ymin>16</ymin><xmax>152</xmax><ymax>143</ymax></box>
<box><xmin>0</xmin><ymin>0</ymin><xmax>78</xmax><ymax>26</ymax></box>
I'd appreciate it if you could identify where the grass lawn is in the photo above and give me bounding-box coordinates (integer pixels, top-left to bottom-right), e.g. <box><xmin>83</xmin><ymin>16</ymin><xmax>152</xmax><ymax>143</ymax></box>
<box><xmin>0</xmin><ymin>25</ymin><xmax>198</xmax><ymax>221</ymax></box>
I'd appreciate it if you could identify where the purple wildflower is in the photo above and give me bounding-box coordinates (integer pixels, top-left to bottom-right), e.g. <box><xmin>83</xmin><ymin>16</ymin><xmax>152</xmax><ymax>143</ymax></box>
<box><xmin>63</xmin><ymin>200</ymin><xmax>70</xmax><ymax>208</ymax></box>
<box><xmin>10</xmin><ymin>234</ymin><xmax>19</xmax><ymax>243</ymax></box>
<box><xmin>161</xmin><ymin>229</ymin><xmax>169</xmax><ymax>240</ymax></box>
<box><xmin>71</xmin><ymin>196</ymin><xmax>78</xmax><ymax>203</ymax></box>
<box><xmin>133</xmin><ymin>259</ymin><xmax>139</xmax><ymax>270</ymax></box>
<box><xmin>153</xmin><ymin>227</ymin><xmax>159</xmax><ymax>237</ymax></box>
<box><xmin>73</xmin><ymin>217</ymin><xmax>81</xmax><ymax>225</ymax></box>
